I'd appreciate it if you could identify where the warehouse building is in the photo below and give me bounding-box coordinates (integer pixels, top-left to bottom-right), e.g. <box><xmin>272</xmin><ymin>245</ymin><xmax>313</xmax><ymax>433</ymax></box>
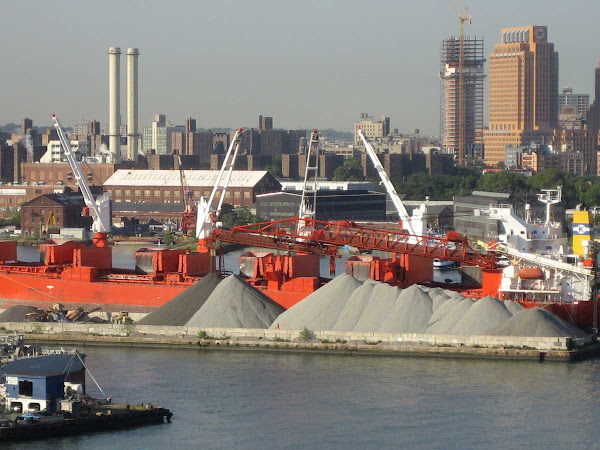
<box><xmin>104</xmin><ymin>169</ymin><xmax>281</xmax><ymax>225</ymax></box>
<box><xmin>256</xmin><ymin>190</ymin><xmax>386</xmax><ymax>222</ymax></box>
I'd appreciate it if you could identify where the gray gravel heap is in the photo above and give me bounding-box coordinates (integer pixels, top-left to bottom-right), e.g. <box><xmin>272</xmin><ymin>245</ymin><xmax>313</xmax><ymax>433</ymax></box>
<box><xmin>186</xmin><ymin>274</ymin><xmax>285</xmax><ymax>329</ymax></box>
<box><xmin>137</xmin><ymin>272</ymin><xmax>222</xmax><ymax>326</ymax></box>
<box><xmin>267</xmin><ymin>274</ymin><xmax>586</xmax><ymax>338</ymax></box>
<box><xmin>487</xmin><ymin>308</ymin><xmax>588</xmax><ymax>338</ymax></box>
<box><xmin>378</xmin><ymin>285</ymin><xmax>434</xmax><ymax>333</ymax></box>
<box><xmin>0</xmin><ymin>305</ymin><xmax>40</xmax><ymax>322</ymax></box>
<box><xmin>270</xmin><ymin>274</ymin><xmax>362</xmax><ymax>331</ymax></box>
<box><xmin>447</xmin><ymin>296</ymin><xmax>512</xmax><ymax>335</ymax></box>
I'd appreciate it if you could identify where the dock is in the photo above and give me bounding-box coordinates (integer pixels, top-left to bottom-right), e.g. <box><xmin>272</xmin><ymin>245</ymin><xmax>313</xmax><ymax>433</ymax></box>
<box><xmin>0</xmin><ymin>404</ymin><xmax>172</xmax><ymax>441</ymax></box>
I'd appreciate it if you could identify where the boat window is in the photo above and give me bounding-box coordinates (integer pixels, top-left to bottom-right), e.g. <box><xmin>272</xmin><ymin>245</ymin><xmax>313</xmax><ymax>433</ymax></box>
<box><xmin>18</xmin><ymin>380</ymin><xmax>33</xmax><ymax>397</ymax></box>
<box><xmin>28</xmin><ymin>403</ymin><xmax>41</xmax><ymax>412</ymax></box>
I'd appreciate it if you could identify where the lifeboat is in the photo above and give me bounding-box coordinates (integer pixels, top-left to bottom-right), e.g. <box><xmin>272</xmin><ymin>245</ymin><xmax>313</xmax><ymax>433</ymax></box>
<box><xmin>518</xmin><ymin>267</ymin><xmax>544</xmax><ymax>280</ymax></box>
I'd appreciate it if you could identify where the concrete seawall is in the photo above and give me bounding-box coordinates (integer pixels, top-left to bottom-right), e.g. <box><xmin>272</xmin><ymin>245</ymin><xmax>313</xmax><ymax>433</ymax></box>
<box><xmin>1</xmin><ymin>322</ymin><xmax>594</xmax><ymax>361</ymax></box>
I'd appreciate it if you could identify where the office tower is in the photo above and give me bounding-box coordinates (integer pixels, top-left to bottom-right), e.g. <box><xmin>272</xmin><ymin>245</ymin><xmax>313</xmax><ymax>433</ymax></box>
<box><xmin>484</xmin><ymin>26</ymin><xmax>559</xmax><ymax>166</ymax></box>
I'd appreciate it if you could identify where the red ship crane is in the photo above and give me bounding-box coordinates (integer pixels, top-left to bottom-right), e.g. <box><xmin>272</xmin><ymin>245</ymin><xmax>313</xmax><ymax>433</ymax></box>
<box><xmin>178</xmin><ymin>156</ymin><xmax>196</xmax><ymax>237</ymax></box>
<box><xmin>212</xmin><ymin>216</ymin><xmax>497</xmax><ymax>269</ymax></box>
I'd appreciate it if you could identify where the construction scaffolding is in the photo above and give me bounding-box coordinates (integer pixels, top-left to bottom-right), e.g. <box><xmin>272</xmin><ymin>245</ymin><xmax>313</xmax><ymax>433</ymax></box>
<box><xmin>440</xmin><ymin>36</ymin><xmax>485</xmax><ymax>161</ymax></box>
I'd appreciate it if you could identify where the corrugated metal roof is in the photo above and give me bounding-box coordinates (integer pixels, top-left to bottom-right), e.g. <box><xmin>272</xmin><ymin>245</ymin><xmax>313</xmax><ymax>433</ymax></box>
<box><xmin>104</xmin><ymin>169</ymin><xmax>270</xmax><ymax>188</ymax></box>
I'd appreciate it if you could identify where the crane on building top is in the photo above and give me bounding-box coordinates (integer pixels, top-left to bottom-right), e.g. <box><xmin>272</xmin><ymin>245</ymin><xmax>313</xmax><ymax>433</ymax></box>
<box><xmin>449</xmin><ymin>0</ymin><xmax>471</xmax><ymax>166</ymax></box>
<box><xmin>52</xmin><ymin>114</ymin><xmax>111</xmax><ymax>246</ymax></box>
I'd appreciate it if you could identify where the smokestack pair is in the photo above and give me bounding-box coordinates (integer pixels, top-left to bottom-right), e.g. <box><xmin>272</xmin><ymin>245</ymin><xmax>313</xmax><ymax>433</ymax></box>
<box><xmin>108</xmin><ymin>47</ymin><xmax>139</xmax><ymax>162</ymax></box>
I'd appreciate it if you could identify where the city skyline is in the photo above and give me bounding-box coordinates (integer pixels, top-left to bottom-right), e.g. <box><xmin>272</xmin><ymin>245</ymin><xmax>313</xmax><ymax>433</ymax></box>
<box><xmin>2</xmin><ymin>0</ymin><xmax>600</xmax><ymax>134</ymax></box>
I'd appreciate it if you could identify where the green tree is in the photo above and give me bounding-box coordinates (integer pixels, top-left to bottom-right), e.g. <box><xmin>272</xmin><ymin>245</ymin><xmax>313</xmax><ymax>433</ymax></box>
<box><xmin>476</xmin><ymin>171</ymin><xmax>527</xmax><ymax>194</ymax></box>
<box><xmin>221</xmin><ymin>206</ymin><xmax>261</xmax><ymax>228</ymax></box>
<box><xmin>265</xmin><ymin>154</ymin><xmax>283</xmax><ymax>178</ymax></box>
<box><xmin>332</xmin><ymin>158</ymin><xmax>364</xmax><ymax>181</ymax></box>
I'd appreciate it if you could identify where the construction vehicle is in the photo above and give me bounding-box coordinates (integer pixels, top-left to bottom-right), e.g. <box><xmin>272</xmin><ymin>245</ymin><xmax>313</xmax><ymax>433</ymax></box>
<box><xmin>111</xmin><ymin>312</ymin><xmax>133</xmax><ymax>325</ymax></box>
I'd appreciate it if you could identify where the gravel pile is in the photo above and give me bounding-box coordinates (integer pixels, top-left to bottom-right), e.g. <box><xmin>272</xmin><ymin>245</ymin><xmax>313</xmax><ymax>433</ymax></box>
<box><xmin>271</xmin><ymin>274</ymin><xmax>362</xmax><ymax>331</ymax></box>
<box><xmin>447</xmin><ymin>296</ymin><xmax>512</xmax><ymax>335</ymax></box>
<box><xmin>378</xmin><ymin>285</ymin><xmax>433</xmax><ymax>333</ymax></box>
<box><xmin>137</xmin><ymin>273</ymin><xmax>222</xmax><ymax>326</ymax></box>
<box><xmin>503</xmin><ymin>300</ymin><xmax>525</xmax><ymax>315</ymax></box>
<box><xmin>186</xmin><ymin>275</ymin><xmax>285</xmax><ymax>329</ymax></box>
<box><xmin>487</xmin><ymin>308</ymin><xmax>588</xmax><ymax>338</ymax></box>
<box><xmin>0</xmin><ymin>305</ymin><xmax>40</xmax><ymax>322</ymax></box>
<box><xmin>270</xmin><ymin>274</ymin><xmax>586</xmax><ymax>338</ymax></box>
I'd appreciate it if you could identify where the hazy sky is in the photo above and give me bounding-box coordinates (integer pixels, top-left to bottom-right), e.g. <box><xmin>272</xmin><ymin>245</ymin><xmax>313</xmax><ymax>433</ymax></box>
<box><xmin>2</xmin><ymin>0</ymin><xmax>599</xmax><ymax>135</ymax></box>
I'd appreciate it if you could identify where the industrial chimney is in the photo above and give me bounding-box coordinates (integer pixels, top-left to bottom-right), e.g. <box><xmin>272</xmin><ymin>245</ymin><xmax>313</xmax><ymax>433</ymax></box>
<box><xmin>127</xmin><ymin>48</ymin><xmax>139</xmax><ymax>162</ymax></box>
<box><xmin>108</xmin><ymin>47</ymin><xmax>121</xmax><ymax>162</ymax></box>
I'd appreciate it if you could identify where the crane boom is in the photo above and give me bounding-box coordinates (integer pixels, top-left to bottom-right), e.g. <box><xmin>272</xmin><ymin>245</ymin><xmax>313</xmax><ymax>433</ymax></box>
<box><xmin>357</xmin><ymin>126</ymin><xmax>425</xmax><ymax>235</ymax></box>
<box><xmin>52</xmin><ymin>114</ymin><xmax>111</xmax><ymax>235</ymax></box>
<box><xmin>196</xmin><ymin>129</ymin><xmax>244</xmax><ymax>240</ymax></box>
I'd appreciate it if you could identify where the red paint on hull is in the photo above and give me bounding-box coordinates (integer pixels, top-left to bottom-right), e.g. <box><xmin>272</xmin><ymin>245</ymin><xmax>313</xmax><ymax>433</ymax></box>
<box><xmin>0</xmin><ymin>273</ymin><xmax>189</xmax><ymax>313</ymax></box>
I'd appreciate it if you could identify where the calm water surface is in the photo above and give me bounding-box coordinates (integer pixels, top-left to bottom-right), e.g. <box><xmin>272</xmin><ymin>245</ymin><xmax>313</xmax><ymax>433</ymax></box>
<box><xmin>3</xmin><ymin>347</ymin><xmax>599</xmax><ymax>450</ymax></box>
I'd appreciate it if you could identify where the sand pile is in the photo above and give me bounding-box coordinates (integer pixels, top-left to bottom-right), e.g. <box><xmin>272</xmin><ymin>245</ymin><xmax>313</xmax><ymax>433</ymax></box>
<box><xmin>270</xmin><ymin>274</ymin><xmax>586</xmax><ymax>338</ymax></box>
<box><xmin>0</xmin><ymin>305</ymin><xmax>40</xmax><ymax>322</ymax></box>
<box><xmin>186</xmin><ymin>275</ymin><xmax>285</xmax><ymax>329</ymax></box>
<box><xmin>487</xmin><ymin>308</ymin><xmax>588</xmax><ymax>338</ymax></box>
<box><xmin>271</xmin><ymin>274</ymin><xmax>362</xmax><ymax>331</ymax></box>
<box><xmin>137</xmin><ymin>273</ymin><xmax>222</xmax><ymax>326</ymax></box>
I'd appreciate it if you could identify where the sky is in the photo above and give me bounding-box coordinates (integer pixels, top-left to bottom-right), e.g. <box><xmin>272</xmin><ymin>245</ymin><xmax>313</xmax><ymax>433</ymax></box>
<box><xmin>1</xmin><ymin>0</ymin><xmax>599</xmax><ymax>135</ymax></box>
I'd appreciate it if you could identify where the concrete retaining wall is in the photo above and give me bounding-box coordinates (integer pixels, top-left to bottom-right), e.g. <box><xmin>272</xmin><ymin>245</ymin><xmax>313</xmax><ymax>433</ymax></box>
<box><xmin>0</xmin><ymin>322</ymin><xmax>588</xmax><ymax>351</ymax></box>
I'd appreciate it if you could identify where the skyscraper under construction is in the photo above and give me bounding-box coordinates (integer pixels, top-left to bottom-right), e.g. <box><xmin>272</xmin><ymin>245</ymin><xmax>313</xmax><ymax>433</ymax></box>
<box><xmin>440</xmin><ymin>36</ymin><xmax>485</xmax><ymax>160</ymax></box>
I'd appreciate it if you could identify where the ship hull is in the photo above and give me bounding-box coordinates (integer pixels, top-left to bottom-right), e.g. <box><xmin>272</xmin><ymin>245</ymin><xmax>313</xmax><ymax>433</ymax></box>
<box><xmin>0</xmin><ymin>272</ymin><xmax>190</xmax><ymax>313</ymax></box>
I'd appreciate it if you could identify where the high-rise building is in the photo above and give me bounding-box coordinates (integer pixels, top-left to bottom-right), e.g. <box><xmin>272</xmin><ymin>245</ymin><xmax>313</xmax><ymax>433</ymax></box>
<box><xmin>88</xmin><ymin>120</ymin><xmax>101</xmax><ymax>136</ymax></box>
<box><xmin>587</xmin><ymin>60</ymin><xmax>600</xmax><ymax>133</ymax></box>
<box><xmin>141</xmin><ymin>114</ymin><xmax>184</xmax><ymax>155</ymax></box>
<box><xmin>484</xmin><ymin>26</ymin><xmax>559</xmax><ymax>166</ymax></box>
<box><xmin>354</xmin><ymin>114</ymin><xmax>390</xmax><ymax>145</ymax></box>
<box><xmin>440</xmin><ymin>37</ymin><xmax>485</xmax><ymax>160</ymax></box>
<box><xmin>21</xmin><ymin>118</ymin><xmax>32</xmax><ymax>135</ymax></box>
<box><xmin>258</xmin><ymin>115</ymin><xmax>273</xmax><ymax>131</ymax></box>
<box><xmin>186</xmin><ymin>118</ymin><xmax>196</xmax><ymax>133</ymax></box>
<box><xmin>559</xmin><ymin>87</ymin><xmax>589</xmax><ymax>120</ymax></box>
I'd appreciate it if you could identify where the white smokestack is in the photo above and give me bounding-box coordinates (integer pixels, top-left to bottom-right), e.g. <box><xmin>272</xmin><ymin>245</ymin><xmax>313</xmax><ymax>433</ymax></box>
<box><xmin>127</xmin><ymin>48</ymin><xmax>139</xmax><ymax>162</ymax></box>
<box><xmin>108</xmin><ymin>47</ymin><xmax>121</xmax><ymax>162</ymax></box>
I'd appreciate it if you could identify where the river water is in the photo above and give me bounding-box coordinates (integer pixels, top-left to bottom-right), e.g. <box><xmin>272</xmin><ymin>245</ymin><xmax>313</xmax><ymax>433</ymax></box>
<box><xmin>5</xmin><ymin>347</ymin><xmax>600</xmax><ymax>450</ymax></box>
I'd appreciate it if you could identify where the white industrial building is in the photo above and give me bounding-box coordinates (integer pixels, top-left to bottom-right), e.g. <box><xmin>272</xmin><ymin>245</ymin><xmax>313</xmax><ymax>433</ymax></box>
<box><xmin>41</xmin><ymin>140</ymin><xmax>90</xmax><ymax>163</ymax></box>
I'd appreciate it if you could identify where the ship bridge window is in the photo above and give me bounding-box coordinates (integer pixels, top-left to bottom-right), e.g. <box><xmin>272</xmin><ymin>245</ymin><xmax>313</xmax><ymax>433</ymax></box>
<box><xmin>18</xmin><ymin>380</ymin><xmax>33</xmax><ymax>397</ymax></box>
